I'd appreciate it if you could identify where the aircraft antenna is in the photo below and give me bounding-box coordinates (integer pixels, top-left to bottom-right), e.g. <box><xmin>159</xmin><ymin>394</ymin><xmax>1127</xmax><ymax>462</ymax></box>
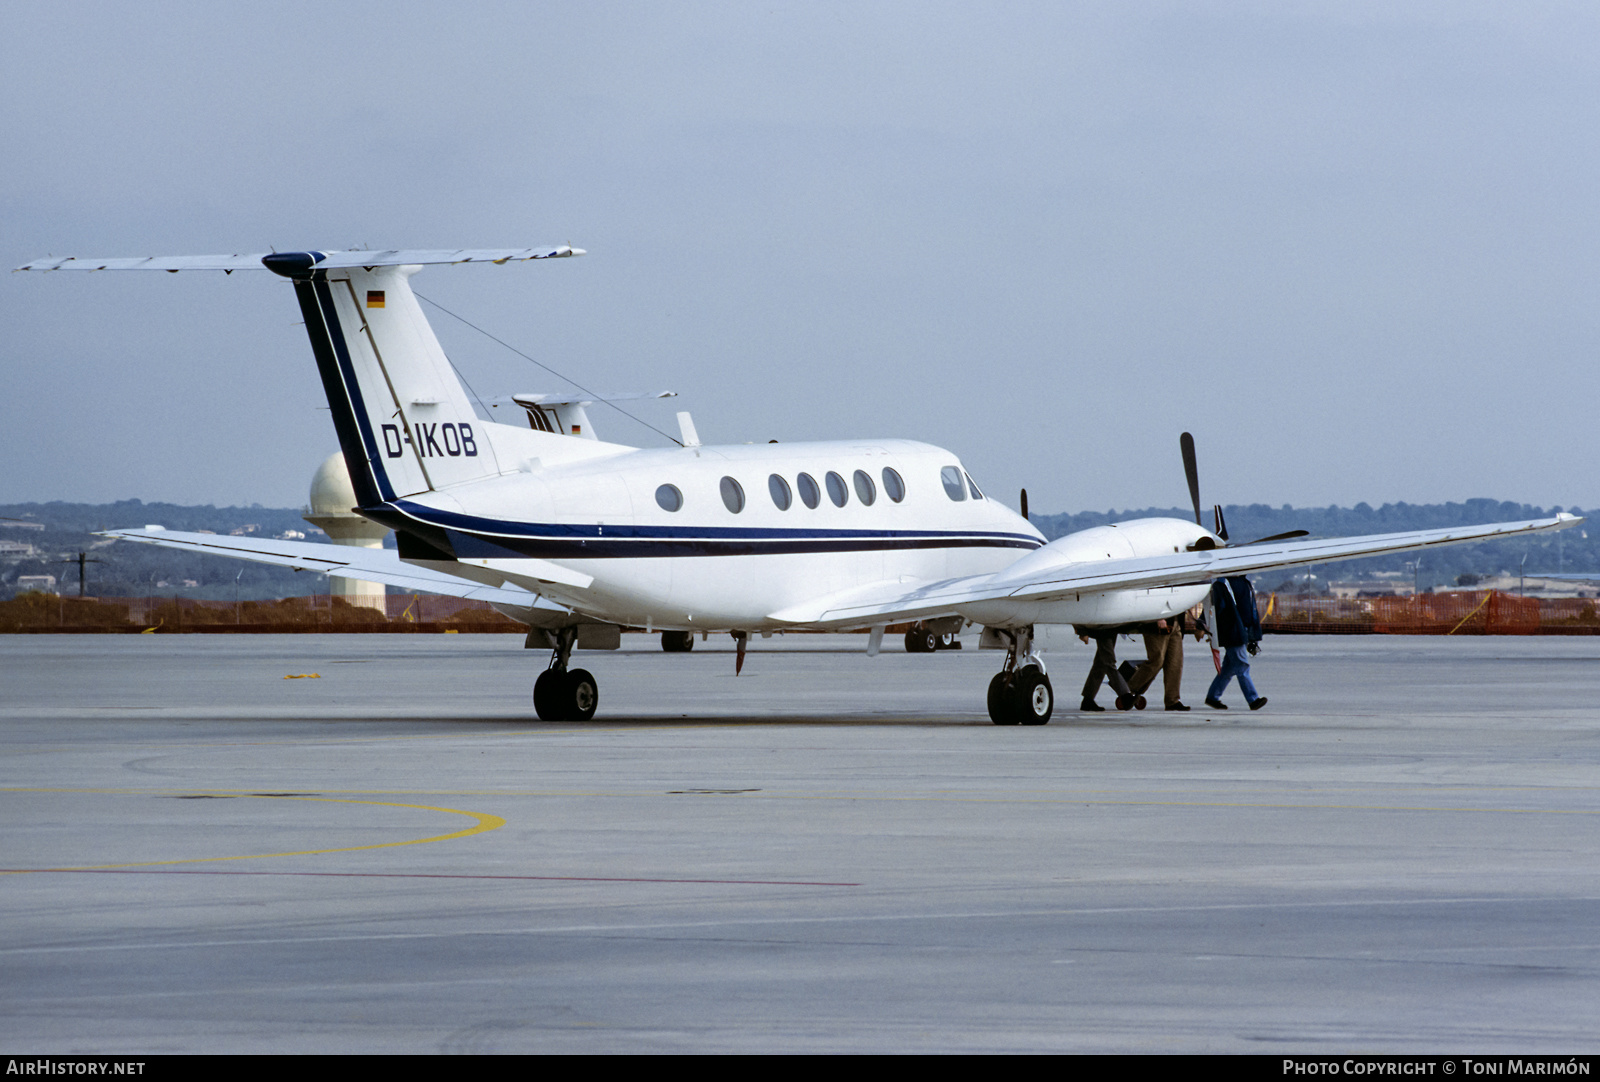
<box><xmin>413</xmin><ymin>290</ymin><xmax>685</xmax><ymax>447</ymax></box>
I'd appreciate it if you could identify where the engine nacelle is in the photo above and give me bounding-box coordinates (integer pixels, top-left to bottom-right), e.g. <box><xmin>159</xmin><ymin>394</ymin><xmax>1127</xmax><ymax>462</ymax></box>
<box><xmin>959</xmin><ymin>518</ymin><xmax>1217</xmax><ymax>628</ymax></box>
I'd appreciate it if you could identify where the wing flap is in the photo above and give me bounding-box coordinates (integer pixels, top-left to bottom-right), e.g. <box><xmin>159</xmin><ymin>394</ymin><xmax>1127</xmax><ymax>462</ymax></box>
<box><xmin>768</xmin><ymin>575</ymin><xmax>992</xmax><ymax>627</ymax></box>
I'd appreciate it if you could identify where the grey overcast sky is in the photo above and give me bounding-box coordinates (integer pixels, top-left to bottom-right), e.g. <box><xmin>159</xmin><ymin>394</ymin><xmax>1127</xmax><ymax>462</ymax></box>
<box><xmin>4</xmin><ymin>1</ymin><xmax>1596</xmax><ymax>515</ymax></box>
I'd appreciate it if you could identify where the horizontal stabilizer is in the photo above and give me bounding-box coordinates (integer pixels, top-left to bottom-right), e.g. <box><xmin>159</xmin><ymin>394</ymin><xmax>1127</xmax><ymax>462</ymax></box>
<box><xmin>16</xmin><ymin>247</ymin><xmax>583</xmax><ymax>273</ymax></box>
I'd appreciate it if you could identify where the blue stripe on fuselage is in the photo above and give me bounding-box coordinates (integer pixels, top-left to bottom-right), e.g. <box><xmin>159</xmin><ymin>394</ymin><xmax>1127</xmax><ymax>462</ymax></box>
<box><xmin>292</xmin><ymin>278</ymin><xmax>389</xmax><ymax>507</ymax></box>
<box><xmin>359</xmin><ymin>499</ymin><xmax>1040</xmax><ymax>560</ymax></box>
<box><xmin>443</xmin><ymin>530</ymin><xmax>1038</xmax><ymax>559</ymax></box>
<box><xmin>391</xmin><ymin>500</ymin><xmax>1040</xmax><ymax>545</ymax></box>
<box><xmin>309</xmin><ymin>277</ymin><xmax>397</xmax><ymax>503</ymax></box>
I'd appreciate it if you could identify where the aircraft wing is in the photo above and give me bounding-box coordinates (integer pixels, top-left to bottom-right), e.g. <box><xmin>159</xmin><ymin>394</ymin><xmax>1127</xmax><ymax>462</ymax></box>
<box><xmin>104</xmin><ymin>528</ymin><xmax>572</xmax><ymax>612</ymax></box>
<box><xmin>770</xmin><ymin>514</ymin><xmax>1582</xmax><ymax>629</ymax></box>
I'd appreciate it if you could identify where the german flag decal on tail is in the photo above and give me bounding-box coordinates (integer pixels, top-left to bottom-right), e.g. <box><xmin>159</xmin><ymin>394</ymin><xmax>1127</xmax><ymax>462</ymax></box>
<box><xmin>366</xmin><ymin>290</ymin><xmax>385</xmax><ymax>308</ymax></box>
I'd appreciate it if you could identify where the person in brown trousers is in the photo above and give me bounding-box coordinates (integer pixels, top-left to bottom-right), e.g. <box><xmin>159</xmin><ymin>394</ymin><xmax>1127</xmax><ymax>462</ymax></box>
<box><xmin>1125</xmin><ymin>606</ymin><xmax>1205</xmax><ymax>712</ymax></box>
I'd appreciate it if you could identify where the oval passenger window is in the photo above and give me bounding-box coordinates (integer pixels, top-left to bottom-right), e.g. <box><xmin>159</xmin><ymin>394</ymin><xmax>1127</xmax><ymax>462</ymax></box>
<box><xmin>720</xmin><ymin>476</ymin><xmax>745</xmax><ymax>514</ymax></box>
<box><xmin>826</xmin><ymin>471</ymin><xmax>849</xmax><ymax>507</ymax></box>
<box><xmin>797</xmin><ymin>473</ymin><xmax>821</xmax><ymax>509</ymax></box>
<box><xmin>882</xmin><ymin>467</ymin><xmax>905</xmax><ymax>503</ymax></box>
<box><xmin>655</xmin><ymin>484</ymin><xmax>683</xmax><ymax>512</ymax></box>
<box><xmin>853</xmin><ymin>469</ymin><xmax>876</xmax><ymax>506</ymax></box>
<box><xmin>768</xmin><ymin>474</ymin><xmax>792</xmax><ymax>511</ymax></box>
<box><xmin>941</xmin><ymin>466</ymin><xmax>967</xmax><ymax>502</ymax></box>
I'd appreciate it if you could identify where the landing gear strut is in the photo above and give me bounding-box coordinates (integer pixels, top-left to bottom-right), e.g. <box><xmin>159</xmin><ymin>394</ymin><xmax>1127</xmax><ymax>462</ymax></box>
<box><xmin>987</xmin><ymin>626</ymin><xmax>1053</xmax><ymax>726</ymax></box>
<box><xmin>533</xmin><ymin>627</ymin><xmax>599</xmax><ymax>721</ymax></box>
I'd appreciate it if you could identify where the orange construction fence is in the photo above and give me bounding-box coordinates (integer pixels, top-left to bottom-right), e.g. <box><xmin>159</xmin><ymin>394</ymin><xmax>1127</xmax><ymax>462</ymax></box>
<box><xmin>1</xmin><ymin>592</ymin><xmax>523</xmax><ymax>632</ymax></box>
<box><xmin>1261</xmin><ymin>590</ymin><xmax>1600</xmax><ymax>635</ymax></box>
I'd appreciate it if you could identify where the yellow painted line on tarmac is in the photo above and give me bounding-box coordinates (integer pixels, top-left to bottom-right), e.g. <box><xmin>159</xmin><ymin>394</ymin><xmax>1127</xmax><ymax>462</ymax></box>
<box><xmin>0</xmin><ymin>793</ymin><xmax>504</xmax><ymax>875</ymax></box>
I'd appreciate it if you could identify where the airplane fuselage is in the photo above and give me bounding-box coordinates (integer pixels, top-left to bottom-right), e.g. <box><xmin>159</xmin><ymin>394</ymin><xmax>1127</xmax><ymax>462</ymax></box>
<box><xmin>366</xmin><ymin>434</ymin><xmax>1214</xmax><ymax>631</ymax></box>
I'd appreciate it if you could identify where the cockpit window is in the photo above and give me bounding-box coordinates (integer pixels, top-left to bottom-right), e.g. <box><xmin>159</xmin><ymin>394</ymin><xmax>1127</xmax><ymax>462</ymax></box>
<box><xmin>941</xmin><ymin>466</ymin><xmax>967</xmax><ymax>502</ymax></box>
<box><xmin>965</xmin><ymin>473</ymin><xmax>985</xmax><ymax>500</ymax></box>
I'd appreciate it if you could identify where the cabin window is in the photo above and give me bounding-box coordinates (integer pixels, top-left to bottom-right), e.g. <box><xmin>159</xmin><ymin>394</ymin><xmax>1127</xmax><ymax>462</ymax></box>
<box><xmin>941</xmin><ymin>466</ymin><xmax>967</xmax><ymax>502</ymax></box>
<box><xmin>965</xmin><ymin>473</ymin><xmax>985</xmax><ymax>500</ymax></box>
<box><xmin>720</xmin><ymin>476</ymin><xmax>745</xmax><ymax>514</ymax></box>
<box><xmin>826</xmin><ymin>471</ymin><xmax>849</xmax><ymax>507</ymax></box>
<box><xmin>797</xmin><ymin>473</ymin><xmax>821</xmax><ymax>509</ymax></box>
<box><xmin>655</xmin><ymin>484</ymin><xmax>683</xmax><ymax>512</ymax></box>
<box><xmin>882</xmin><ymin>467</ymin><xmax>905</xmax><ymax>503</ymax></box>
<box><xmin>853</xmin><ymin>469</ymin><xmax>876</xmax><ymax>506</ymax></box>
<box><xmin>768</xmin><ymin>474</ymin><xmax>792</xmax><ymax>511</ymax></box>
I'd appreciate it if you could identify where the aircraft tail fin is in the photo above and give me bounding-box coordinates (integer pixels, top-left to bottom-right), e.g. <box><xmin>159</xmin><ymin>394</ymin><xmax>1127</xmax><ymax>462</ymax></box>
<box><xmin>290</xmin><ymin>264</ymin><xmax>500</xmax><ymax>504</ymax></box>
<box><xmin>17</xmin><ymin>246</ymin><xmax>584</xmax><ymax>506</ymax></box>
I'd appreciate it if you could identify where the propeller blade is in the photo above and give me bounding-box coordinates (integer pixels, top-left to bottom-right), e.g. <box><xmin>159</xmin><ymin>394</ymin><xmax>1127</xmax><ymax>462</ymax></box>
<box><xmin>1020</xmin><ymin>488</ymin><xmax>1029</xmax><ymax>521</ymax></box>
<box><xmin>1180</xmin><ymin>433</ymin><xmax>1202</xmax><ymax>527</ymax></box>
<box><xmin>1213</xmin><ymin>504</ymin><xmax>1229</xmax><ymax>543</ymax></box>
<box><xmin>1239</xmin><ymin>529</ymin><xmax>1310</xmax><ymax>546</ymax></box>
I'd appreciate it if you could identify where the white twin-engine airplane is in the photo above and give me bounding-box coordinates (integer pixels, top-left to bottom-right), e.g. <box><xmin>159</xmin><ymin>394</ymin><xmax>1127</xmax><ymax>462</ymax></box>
<box><xmin>19</xmin><ymin>246</ymin><xmax>1580</xmax><ymax>724</ymax></box>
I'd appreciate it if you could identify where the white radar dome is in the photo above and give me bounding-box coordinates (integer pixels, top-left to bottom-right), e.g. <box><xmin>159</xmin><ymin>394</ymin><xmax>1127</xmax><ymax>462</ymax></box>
<box><xmin>309</xmin><ymin>452</ymin><xmax>359</xmax><ymax>517</ymax></box>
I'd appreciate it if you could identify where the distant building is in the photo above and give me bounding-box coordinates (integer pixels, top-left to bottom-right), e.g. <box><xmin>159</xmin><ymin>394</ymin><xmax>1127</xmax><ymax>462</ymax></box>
<box><xmin>1433</xmin><ymin>574</ymin><xmax>1598</xmax><ymax>599</ymax></box>
<box><xmin>16</xmin><ymin>574</ymin><xmax>57</xmax><ymax>595</ymax></box>
<box><xmin>0</xmin><ymin>540</ymin><xmax>36</xmax><ymax>558</ymax></box>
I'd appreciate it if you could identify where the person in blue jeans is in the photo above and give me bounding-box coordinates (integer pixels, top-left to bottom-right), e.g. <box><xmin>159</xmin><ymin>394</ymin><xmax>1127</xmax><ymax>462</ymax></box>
<box><xmin>1206</xmin><ymin>575</ymin><xmax>1267</xmax><ymax>711</ymax></box>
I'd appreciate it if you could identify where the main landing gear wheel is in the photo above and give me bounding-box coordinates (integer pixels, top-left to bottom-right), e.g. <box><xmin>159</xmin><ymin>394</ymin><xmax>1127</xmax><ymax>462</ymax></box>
<box><xmin>533</xmin><ymin>668</ymin><xmax>600</xmax><ymax>721</ymax></box>
<box><xmin>660</xmin><ymin>630</ymin><xmax>695</xmax><ymax>652</ymax></box>
<box><xmin>533</xmin><ymin>668</ymin><xmax>564</xmax><ymax>720</ymax></box>
<box><xmin>1013</xmin><ymin>667</ymin><xmax>1054</xmax><ymax>725</ymax></box>
<box><xmin>566</xmin><ymin>668</ymin><xmax>599</xmax><ymax>721</ymax></box>
<box><xmin>987</xmin><ymin>666</ymin><xmax>1054</xmax><ymax>725</ymax></box>
<box><xmin>905</xmin><ymin>624</ymin><xmax>962</xmax><ymax>653</ymax></box>
<box><xmin>988</xmin><ymin>672</ymin><xmax>1019</xmax><ymax>725</ymax></box>
<box><xmin>534</xmin><ymin>627</ymin><xmax>600</xmax><ymax>722</ymax></box>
